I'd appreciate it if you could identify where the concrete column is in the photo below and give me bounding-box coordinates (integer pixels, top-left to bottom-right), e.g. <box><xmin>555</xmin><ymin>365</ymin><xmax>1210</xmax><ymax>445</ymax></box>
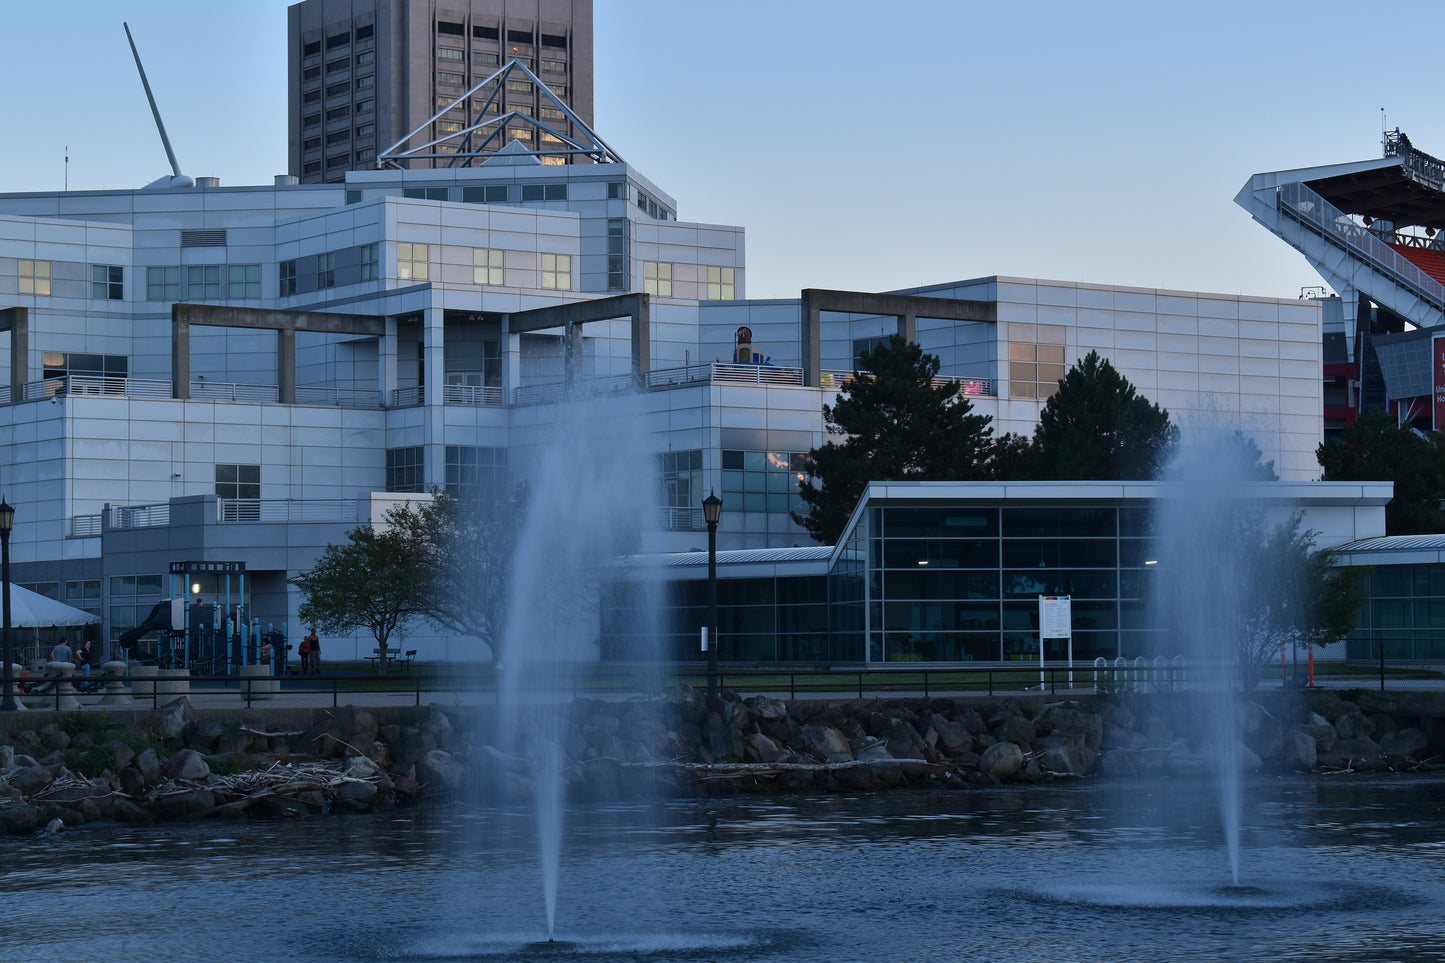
<box><xmin>502</xmin><ymin>320</ymin><xmax>522</xmax><ymax>406</ymax></box>
<box><xmin>898</xmin><ymin>313</ymin><xmax>916</xmax><ymax>344</ymax></box>
<box><xmin>277</xmin><ymin>327</ymin><xmax>296</xmax><ymax>404</ymax></box>
<box><xmin>131</xmin><ymin>664</ymin><xmax>157</xmax><ymax>702</ymax></box>
<box><xmin>631</xmin><ymin>293</ymin><xmax>651</xmax><ymax>378</ymax></box>
<box><xmin>156</xmin><ymin>667</ymin><xmax>190</xmax><ymax>706</ymax></box>
<box><xmin>0</xmin><ymin>307</ymin><xmax>29</xmax><ymax>398</ymax></box>
<box><xmin>380</xmin><ymin>314</ymin><xmax>398</xmax><ymax>404</ymax></box>
<box><xmin>565</xmin><ymin>322</ymin><xmax>583</xmax><ymax>384</ymax></box>
<box><xmin>800</xmin><ymin>290</ymin><xmax>822</xmax><ymax>387</ymax></box>
<box><xmin>423</xmin><ymin>306</ymin><xmax>445</xmax><ymax>406</ymax></box>
<box><xmin>171</xmin><ymin>306</ymin><xmax>191</xmax><ymax>399</ymax></box>
<box><xmin>47</xmin><ymin>661</ymin><xmax>81</xmax><ymax>711</ymax></box>
<box><xmin>238</xmin><ymin>663</ymin><xmax>273</xmax><ymax>701</ymax></box>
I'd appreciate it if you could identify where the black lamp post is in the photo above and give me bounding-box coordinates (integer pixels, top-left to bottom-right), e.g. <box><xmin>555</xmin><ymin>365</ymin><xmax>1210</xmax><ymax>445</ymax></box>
<box><xmin>702</xmin><ymin>490</ymin><xmax>723</xmax><ymax>701</ymax></box>
<box><xmin>0</xmin><ymin>498</ymin><xmax>15</xmax><ymax>712</ymax></box>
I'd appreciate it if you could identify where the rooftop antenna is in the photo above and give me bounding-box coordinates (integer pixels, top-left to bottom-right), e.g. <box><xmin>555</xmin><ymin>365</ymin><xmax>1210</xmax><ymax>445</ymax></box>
<box><xmin>64</xmin><ymin>145</ymin><xmax>68</xmax><ymax>192</ymax></box>
<box><xmin>123</xmin><ymin>21</ymin><xmax>194</xmax><ymax>189</ymax></box>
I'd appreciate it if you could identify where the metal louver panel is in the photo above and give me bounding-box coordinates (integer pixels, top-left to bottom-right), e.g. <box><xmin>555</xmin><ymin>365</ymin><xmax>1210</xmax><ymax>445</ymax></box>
<box><xmin>181</xmin><ymin>229</ymin><xmax>227</xmax><ymax>247</ymax></box>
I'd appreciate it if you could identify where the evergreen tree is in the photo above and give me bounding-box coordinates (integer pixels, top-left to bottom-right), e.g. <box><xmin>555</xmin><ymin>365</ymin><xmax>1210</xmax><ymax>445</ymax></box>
<box><xmin>1019</xmin><ymin>350</ymin><xmax>1178</xmax><ymax>479</ymax></box>
<box><xmin>1317</xmin><ymin>410</ymin><xmax>1445</xmax><ymax>535</ymax></box>
<box><xmin>794</xmin><ymin>334</ymin><xmax>994</xmax><ymax>544</ymax></box>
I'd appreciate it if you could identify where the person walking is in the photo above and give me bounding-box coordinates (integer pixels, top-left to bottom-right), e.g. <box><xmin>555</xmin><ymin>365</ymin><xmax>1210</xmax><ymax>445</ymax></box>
<box><xmin>49</xmin><ymin>634</ymin><xmax>73</xmax><ymax>665</ymax></box>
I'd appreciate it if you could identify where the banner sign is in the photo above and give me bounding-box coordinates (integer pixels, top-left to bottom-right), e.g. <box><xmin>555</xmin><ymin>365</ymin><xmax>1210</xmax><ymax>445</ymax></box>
<box><xmin>1434</xmin><ymin>335</ymin><xmax>1445</xmax><ymax>430</ymax></box>
<box><xmin>1039</xmin><ymin>595</ymin><xmax>1072</xmax><ymax>639</ymax></box>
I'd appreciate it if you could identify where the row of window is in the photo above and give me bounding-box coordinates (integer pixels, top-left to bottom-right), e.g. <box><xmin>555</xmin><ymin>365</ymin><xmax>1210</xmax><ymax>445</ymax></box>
<box><xmin>145</xmin><ymin>264</ymin><xmax>262</xmax><ymax>301</ymax></box>
<box><xmin>643</xmin><ymin>262</ymin><xmax>738</xmax><ymax>300</ymax></box>
<box><xmin>386</xmin><ymin>446</ymin><xmax>508</xmax><ymax>495</ymax></box>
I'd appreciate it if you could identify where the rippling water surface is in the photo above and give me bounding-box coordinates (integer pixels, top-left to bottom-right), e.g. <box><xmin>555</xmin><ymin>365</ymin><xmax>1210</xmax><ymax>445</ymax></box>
<box><xmin>4</xmin><ymin>774</ymin><xmax>1445</xmax><ymax>962</ymax></box>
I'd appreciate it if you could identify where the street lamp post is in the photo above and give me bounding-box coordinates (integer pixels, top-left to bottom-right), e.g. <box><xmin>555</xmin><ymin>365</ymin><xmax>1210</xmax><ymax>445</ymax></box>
<box><xmin>702</xmin><ymin>490</ymin><xmax>723</xmax><ymax>701</ymax></box>
<box><xmin>0</xmin><ymin>499</ymin><xmax>15</xmax><ymax>712</ymax></box>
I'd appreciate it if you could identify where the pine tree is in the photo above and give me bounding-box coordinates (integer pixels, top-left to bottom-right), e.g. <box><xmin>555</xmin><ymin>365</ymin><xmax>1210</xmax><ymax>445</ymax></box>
<box><xmin>794</xmin><ymin>335</ymin><xmax>994</xmax><ymax>544</ymax></box>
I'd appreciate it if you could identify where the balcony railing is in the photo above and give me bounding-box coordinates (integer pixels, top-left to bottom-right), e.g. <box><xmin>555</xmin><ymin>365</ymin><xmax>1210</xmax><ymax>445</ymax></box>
<box><xmin>659</xmin><ymin>506</ymin><xmax>705</xmax><ymax>531</ymax></box>
<box><xmin>441</xmin><ymin>384</ymin><xmax>503</xmax><ymax>406</ymax></box>
<box><xmin>190</xmin><ymin>381</ymin><xmax>279</xmax><ymax>403</ymax></box>
<box><xmin>217</xmin><ymin>498</ymin><xmax>361</xmax><ymax>523</ymax></box>
<box><xmin>514</xmin><ymin>373</ymin><xmax>639</xmax><ymax>407</ymax></box>
<box><xmin>69</xmin><ymin>514</ymin><xmax>102</xmax><ymax>537</ymax></box>
<box><xmin>294</xmin><ymin>386</ymin><xmax>383</xmax><ymax>408</ymax></box>
<box><xmin>109</xmin><ymin>503</ymin><xmax>170</xmax><ymax>530</ymax></box>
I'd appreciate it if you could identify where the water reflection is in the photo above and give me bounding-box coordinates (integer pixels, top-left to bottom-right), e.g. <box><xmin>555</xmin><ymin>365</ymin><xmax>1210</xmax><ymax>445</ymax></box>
<box><xmin>2</xmin><ymin>775</ymin><xmax>1443</xmax><ymax>962</ymax></box>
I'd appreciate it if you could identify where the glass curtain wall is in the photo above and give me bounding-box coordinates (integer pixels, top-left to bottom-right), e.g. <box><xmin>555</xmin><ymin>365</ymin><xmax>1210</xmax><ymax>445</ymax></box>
<box><xmin>835</xmin><ymin>500</ymin><xmax>1154</xmax><ymax>664</ymax></box>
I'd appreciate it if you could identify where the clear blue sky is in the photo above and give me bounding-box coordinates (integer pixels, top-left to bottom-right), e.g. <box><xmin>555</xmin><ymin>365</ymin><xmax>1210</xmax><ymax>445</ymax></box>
<box><xmin>2</xmin><ymin>0</ymin><xmax>1442</xmax><ymax>300</ymax></box>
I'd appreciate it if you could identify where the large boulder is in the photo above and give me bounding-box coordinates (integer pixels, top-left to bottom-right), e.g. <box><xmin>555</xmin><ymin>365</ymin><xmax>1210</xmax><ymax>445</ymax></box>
<box><xmin>931</xmin><ymin>716</ymin><xmax>974</xmax><ymax>757</ymax></box>
<box><xmin>1380</xmin><ymin>728</ymin><xmax>1431</xmax><ymax>758</ymax></box>
<box><xmin>1036</xmin><ymin>731</ymin><xmax>1097</xmax><ymax>776</ymax></box>
<box><xmin>416</xmin><ymin>749</ymin><xmax>464</xmax><ymax>793</ymax></box>
<box><xmin>163</xmin><ymin>749</ymin><xmax>211</xmax><ymax>782</ymax></box>
<box><xmin>1333</xmin><ymin>711</ymin><xmax>1373</xmax><ymax>741</ymax></box>
<box><xmin>0</xmin><ymin>801</ymin><xmax>45</xmax><ymax>833</ymax></box>
<box><xmin>979</xmin><ymin>741</ymin><xmax>1023</xmax><ymax>779</ymax></box>
<box><xmin>10</xmin><ymin>765</ymin><xmax>56</xmax><ymax>797</ymax></box>
<box><xmin>148</xmin><ymin>698</ymin><xmax>197</xmax><ymax>743</ymax></box>
<box><xmin>801</xmin><ymin>725</ymin><xmax>852</xmax><ymax>764</ymax></box>
<box><xmin>1036</xmin><ymin>702</ymin><xmax>1103</xmax><ymax>748</ymax></box>
<box><xmin>744</xmin><ymin>732</ymin><xmax>784</xmax><ymax>764</ymax></box>
<box><xmin>135</xmin><ymin>747</ymin><xmax>162</xmax><ymax>785</ymax></box>
<box><xmin>1284</xmin><ymin>729</ymin><xmax>1318</xmax><ymax>770</ymax></box>
<box><xmin>991</xmin><ymin>714</ymin><xmax>1038</xmax><ymax>747</ymax></box>
<box><xmin>881</xmin><ymin>723</ymin><xmax>929</xmax><ymax>761</ymax></box>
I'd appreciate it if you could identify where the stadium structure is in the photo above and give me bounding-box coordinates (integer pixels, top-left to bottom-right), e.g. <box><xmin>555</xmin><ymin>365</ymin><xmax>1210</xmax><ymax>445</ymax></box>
<box><xmin>1238</xmin><ymin>129</ymin><xmax>1445</xmax><ymax>436</ymax></box>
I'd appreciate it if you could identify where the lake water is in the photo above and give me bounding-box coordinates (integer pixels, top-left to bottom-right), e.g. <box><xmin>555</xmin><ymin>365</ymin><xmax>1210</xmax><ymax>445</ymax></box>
<box><xmin>5</xmin><ymin>774</ymin><xmax>1444</xmax><ymax>962</ymax></box>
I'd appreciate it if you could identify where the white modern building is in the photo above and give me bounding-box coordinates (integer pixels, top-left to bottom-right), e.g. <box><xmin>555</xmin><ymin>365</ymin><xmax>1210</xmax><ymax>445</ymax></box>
<box><xmin>0</xmin><ymin>67</ymin><xmax>1333</xmax><ymax>660</ymax></box>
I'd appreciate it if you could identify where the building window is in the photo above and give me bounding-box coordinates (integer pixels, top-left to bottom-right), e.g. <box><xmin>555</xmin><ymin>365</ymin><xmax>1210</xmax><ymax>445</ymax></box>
<box><xmin>227</xmin><ymin>264</ymin><xmax>262</xmax><ymax>299</ymax></box>
<box><xmin>327</xmin><ymin>58</ymin><xmax>348</xmax><ymax>74</ymax></box>
<box><xmin>304</xmin><ymin>90</ymin><xmax>321</xmax><ymax>105</ymax></box>
<box><xmin>539</xmin><ymin>132</ymin><xmax>563</xmax><ymax>146</ymax></box>
<box><xmin>279</xmin><ymin>260</ymin><xmax>297</xmax><ymax>296</ymax></box>
<box><xmin>43</xmin><ymin>352</ymin><xmax>127</xmax><ymax>383</ymax></box>
<box><xmin>215</xmin><ymin>464</ymin><xmax>261</xmax><ymax>500</ymax></box>
<box><xmin>356</xmin><ymin>74</ymin><xmax>374</xmax><ymax>90</ymax></box>
<box><xmin>304</xmin><ymin>114</ymin><xmax>320</xmax><ymax>128</ymax></box>
<box><xmin>19</xmin><ymin>259</ymin><xmax>51</xmax><ymax>296</ymax></box>
<box><xmin>326</xmin><ymin>32</ymin><xmax>349</xmax><ymax>50</ymax></box>
<box><xmin>608</xmin><ymin>182</ymin><xmax>626</xmax><ymax>200</ymax></box>
<box><xmin>398</xmin><ymin>243</ymin><xmax>429</xmax><ymax>281</ymax></box>
<box><xmin>326</xmin><ymin>82</ymin><xmax>349</xmax><ymax>97</ymax></box>
<box><xmin>146</xmin><ymin>266</ymin><xmax>180</xmax><ymax>300</ymax></box>
<box><xmin>541</xmin><ymin>253</ymin><xmax>571</xmax><ymax>290</ymax></box>
<box><xmin>356</xmin><ymin>24</ymin><xmax>373</xmax><ymax>41</ymax></box>
<box><xmin>541</xmin><ymin>33</ymin><xmax>567</xmax><ymax>48</ymax></box>
<box><xmin>386</xmin><ymin>447</ymin><xmax>425</xmax><ymax>492</ymax></box>
<box><xmin>185</xmin><ymin>265</ymin><xmax>221</xmax><ymax>300</ymax></box>
<box><xmin>1007</xmin><ymin>324</ymin><xmax>1068</xmax><ymax>400</ymax></box>
<box><xmin>357</xmin><ymin>147</ymin><xmax>375</xmax><ymax>162</ymax></box>
<box><xmin>317</xmin><ymin>252</ymin><xmax>336</xmax><ymax>289</ymax></box>
<box><xmin>721</xmin><ymin>450</ymin><xmax>809</xmax><ymax>514</ymax></box>
<box><xmin>360</xmin><ymin>243</ymin><xmax>378</xmax><ymax>281</ymax></box>
<box><xmin>304</xmin><ymin>161</ymin><xmax>321</xmax><ymax>175</ymax></box>
<box><xmin>438</xmin><ymin>71</ymin><xmax>465</xmax><ymax>86</ymax></box>
<box><xmin>539</xmin><ymin>106</ymin><xmax>566</xmax><ymax>121</ymax></box>
<box><xmin>438</xmin><ymin>47</ymin><xmax>464</xmax><ymax>61</ymax></box>
<box><xmin>327</xmin><ymin>130</ymin><xmax>350</xmax><ymax>145</ymax></box>
<box><xmin>474</xmin><ymin>25</ymin><xmax>499</xmax><ymax>40</ymax></box>
<box><xmin>355</xmin><ymin>123</ymin><xmax>374</xmax><ymax>139</ymax></box>
<box><xmin>445</xmin><ymin>446</ymin><xmax>506</xmax><ymax>497</ymax></box>
<box><xmin>356</xmin><ymin>50</ymin><xmax>374</xmax><ymax>67</ymax></box>
<box><xmin>437</xmin><ymin>120</ymin><xmax>463</xmax><ymax>134</ymax></box>
<box><xmin>521</xmin><ymin>183</ymin><xmax>566</xmax><ymax>201</ymax></box>
<box><xmin>437</xmin><ymin>20</ymin><xmax>464</xmax><ymax>36</ymax></box>
<box><xmin>304</xmin><ymin>136</ymin><xmax>322</xmax><ymax>151</ymax></box>
<box><xmin>91</xmin><ymin>265</ymin><xmax>123</xmax><ymax>300</ymax></box>
<box><xmin>540</xmin><ymin>59</ymin><xmax>566</xmax><ymax>73</ymax></box>
<box><xmin>660</xmin><ymin>450</ymin><xmax>704</xmax><ymax>518</ymax></box>
<box><xmin>507</xmin><ymin>78</ymin><xmax>532</xmax><ymax>93</ymax></box>
<box><xmin>403</xmin><ymin>187</ymin><xmax>448</xmax><ymax>200</ymax></box>
<box><xmin>706</xmin><ymin>266</ymin><xmax>736</xmax><ymax>300</ymax></box>
<box><xmin>474</xmin><ymin>248</ymin><xmax>504</xmax><ymax>285</ymax></box>
<box><xmin>463</xmin><ymin>185</ymin><xmax>509</xmax><ymax>204</ymax></box>
<box><xmin>326</xmin><ymin>106</ymin><xmax>350</xmax><ymax>122</ymax></box>
<box><xmin>643</xmin><ymin>261</ymin><xmax>672</xmax><ymax>297</ymax></box>
<box><xmin>474</xmin><ymin>51</ymin><xmax>499</xmax><ymax>66</ymax></box>
<box><xmin>303</xmin><ymin>40</ymin><xmax>321</xmax><ymax>57</ymax></box>
<box><xmin>607</xmin><ymin>219</ymin><xmax>627</xmax><ymax>292</ymax></box>
<box><xmin>549</xmin><ymin>83</ymin><xmax>567</xmax><ymax>98</ymax></box>
<box><xmin>356</xmin><ymin>98</ymin><xmax>374</xmax><ymax>114</ymax></box>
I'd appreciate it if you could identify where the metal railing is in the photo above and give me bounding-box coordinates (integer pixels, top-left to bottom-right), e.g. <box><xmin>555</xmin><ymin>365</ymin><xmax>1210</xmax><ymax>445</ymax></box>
<box><xmin>392</xmin><ymin>386</ymin><xmax>424</xmax><ymax>407</ymax></box>
<box><xmin>442</xmin><ymin>383</ymin><xmax>504</xmax><ymax>406</ymax></box>
<box><xmin>217</xmin><ymin>498</ymin><xmax>361</xmax><ymax>523</ymax></box>
<box><xmin>69</xmin><ymin>514</ymin><xmax>103</xmax><ymax>537</ymax></box>
<box><xmin>294</xmin><ymin>386</ymin><xmax>383</xmax><ymax>408</ymax></box>
<box><xmin>12</xmin><ymin>376</ymin><xmax>172</xmax><ymax>403</ymax></box>
<box><xmin>514</xmin><ymin>373</ymin><xmax>638</xmax><ymax>407</ymax></box>
<box><xmin>190</xmin><ymin>381</ymin><xmax>280</xmax><ymax>403</ymax></box>
<box><xmin>659</xmin><ymin>506</ymin><xmax>705</xmax><ymax>531</ymax></box>
<box><xmin>1278</xmin><ymin>181</ymin><xmax>1445</xmax><ymax>310</ymax></box>
<box><xmin>108</xmin><ymin>503</ymin><xmax>170</xmax><ymax>530</ymax></box>
<box><xmin>819</xmin><ymin>369</ymin><xmax>995</xmax><ymax>396</ymax></box>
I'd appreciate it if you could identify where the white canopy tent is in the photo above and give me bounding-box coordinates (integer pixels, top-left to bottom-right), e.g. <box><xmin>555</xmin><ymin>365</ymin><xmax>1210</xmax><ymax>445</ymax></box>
<box><xmin>3</xmin><ymin>584</ymin><xmax>100</xmax><ymax>627</ymax></box>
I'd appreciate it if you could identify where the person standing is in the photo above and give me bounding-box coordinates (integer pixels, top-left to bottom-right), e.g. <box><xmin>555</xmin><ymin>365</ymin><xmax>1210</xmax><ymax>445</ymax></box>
<box><xmin>74</xmin><ymin>639</ymin><xmax>94</xmax><ymax>677</ymax></box>
<box><xmin>306</xmin><ymin>630</ymin><xmax>321</xmax><ymax>674</ymax></box>
<box><xmin>49</xmin><ymin>634</ymin><xmax>73</xmax><ymax>665</ymax></box>
<box><xmin>297</xmin><ymin>633</ymin><xmax>312</xmax><ymax>674</ymax></box>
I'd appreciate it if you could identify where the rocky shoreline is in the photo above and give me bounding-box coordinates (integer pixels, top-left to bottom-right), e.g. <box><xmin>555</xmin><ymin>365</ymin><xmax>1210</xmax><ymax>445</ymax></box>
<box><xmin>0</xmin><ymin>683</ymin><xmax>1439</xmax><ymax>835</ymax></box>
